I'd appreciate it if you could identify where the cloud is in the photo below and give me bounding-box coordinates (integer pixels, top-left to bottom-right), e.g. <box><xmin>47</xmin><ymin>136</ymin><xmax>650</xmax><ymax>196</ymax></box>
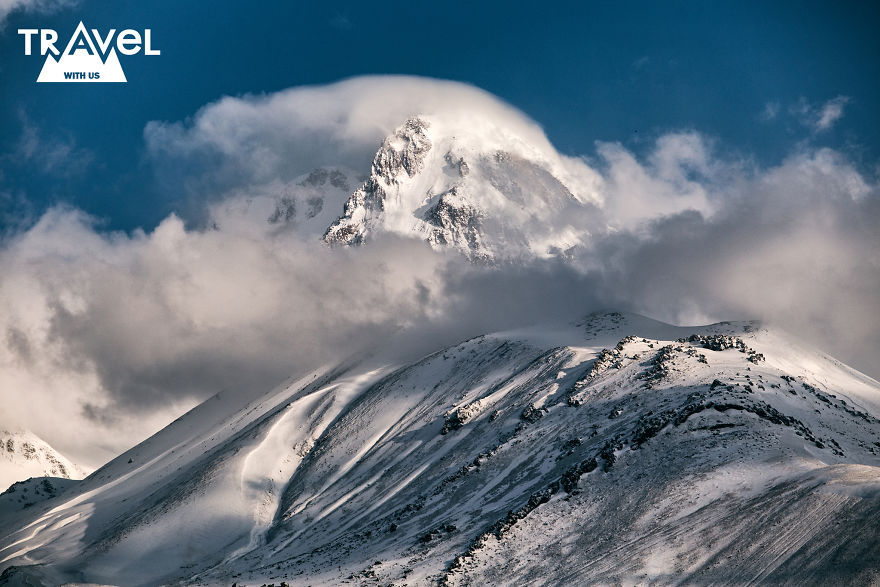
<box><xmin>0</xmin><ymin>0</ymin><xmax>75</xmax><ymax>27</ymax></box>
<box><xmin>760</xmin><ymin>101</ymin><xmax>780</xmax><ymax>122</ymax></box>
<box><xmin>6</xmin><ymin>110</ymin><xmax>94</xmax><ymax>177</ymax></box>
<box><xmin>143</xmin><ymin>76</ymin><xmax>554</xmax><ymax>220</ymax></box>
<box><xmin>595</xmin><ymin>131</ymin><xmax>734</xmax><ymax>229</ymax></box>
<box><xmin>791</xmin><ymin>95</ymin><xmax>851</xmax><ymax>133</ymax></box>
<box><xmin>0</xmin><ymin>112</ymin><xmax>94</xmax><ymax>236</ymax></box>
<box><xmin>631</xmin><ymin>56</ymin><xmax>649</xmax><ymax>71</ymax></box>
<box><xmin>0</xmin><ymin>206</ymin><xmax>453</xmax><ymax>466</ymax></box>
<box><xmin>0</xmin><ymin>189</ymin><xmax>35</xmax><ymax>233</ymax></box>
<box><xmin>814</xmin><ymin>96</ymin><xmax>851</xmax><ymax>131</ymax></box>
<box><xmin>1</xmin><ymin>76</ymin><xmax>877</xmax><ymax>468</ymax></box>
<box><xmin>589</xmin><ymin>147</ymin><xmax>878</xmax><ymax>376</ymax></box>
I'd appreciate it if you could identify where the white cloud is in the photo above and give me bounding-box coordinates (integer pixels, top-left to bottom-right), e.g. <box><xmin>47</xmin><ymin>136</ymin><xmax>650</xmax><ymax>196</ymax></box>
<box><xmin>814</xmin><ymin>95</ymin><xmax>851</xmax><ymax>131</ymax></box>
<box><xmin>1</xmin><ymin>76</ymin><xmax>877</xmax><ymax>468</ymax></box>
<box><xmin>143</xmin><ymin>76</ymin><xmax>554</xmax><ymax>194</ymax></box>
<box><xmin>6</xmin><ymin>110</ymin><xmax>94</xmax><ymax>177</ymax></box>
<box><xmin>791</xmin><ymin>95</ymin><xmax>851</xmax><ymax>133</ymax></box>
<box><xmin>592</xmin><ymin>147</ymin><xmax>878</xmax><ymax>371</ymax></box>
<box><xmin>0</xmin><ymin>207</ymin><xmax>451</xmax><ymax>466</ymax></box>
<box><xmin>143</xmin><ymin>75</ymin><xmax>603</xmax><ymax>226</ymax></box>
<box><xmin>760</xmin><ymin>101</ymin><xmax>780</xmax><ymax>121</ymax></box>
<box><xmin>0</xmin><ymin>0</ymin><xmax>75</xmax><ymax>27</ymax></box>
<box><xmin>595</xmin><ymin>131</ymin><xmax>732</xmax><ymax>229</ymax></box>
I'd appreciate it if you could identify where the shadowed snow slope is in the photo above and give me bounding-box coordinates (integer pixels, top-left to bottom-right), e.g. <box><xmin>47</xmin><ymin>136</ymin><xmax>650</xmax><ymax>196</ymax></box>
<box><xmin>1</xmin><ymin>312</ymin><xmax>880</xmax><ymax>586</ymax></box>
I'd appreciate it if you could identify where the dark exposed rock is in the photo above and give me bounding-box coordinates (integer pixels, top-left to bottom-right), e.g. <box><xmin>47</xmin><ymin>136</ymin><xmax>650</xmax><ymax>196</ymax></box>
<box><xmin>561</xmin><ymin>457</ymin><xmax>598</xmax><ymax>493</ymax></box>
<box><xmin>520</xmin><ymin>403</ymin><xmax>546</xmax><ymax>424</ymax></box>
<box><xmin>424</xmin><ymin>187</ymin><xmax>487</xmax><ymax>260</ymax></box>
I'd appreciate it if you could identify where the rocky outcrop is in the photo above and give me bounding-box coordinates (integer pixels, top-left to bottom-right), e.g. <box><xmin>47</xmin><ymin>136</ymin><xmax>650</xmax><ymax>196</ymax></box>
<box><xmin>324</xmin><ymin>118</ymin><xmax>432</xmax><ymax>245</ymax></box>
<box><xmin>424</xmin><ymin>187</ymin><xmax>489</xmax><ymax>261</ymax></box>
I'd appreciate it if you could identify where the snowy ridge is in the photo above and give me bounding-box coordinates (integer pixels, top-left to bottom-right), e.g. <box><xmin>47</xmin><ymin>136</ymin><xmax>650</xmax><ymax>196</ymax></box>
<box><xmin>1</xmin><ymin>312</ymin><xmax>879</xmax><ymax>585</ymax></box>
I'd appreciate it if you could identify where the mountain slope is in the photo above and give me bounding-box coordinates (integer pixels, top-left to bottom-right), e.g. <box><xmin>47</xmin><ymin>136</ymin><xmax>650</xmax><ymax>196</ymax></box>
<box><xmin>1</xmin><ymin>313</ymin><xmax>879</xmax><ymax>586</ymax></box>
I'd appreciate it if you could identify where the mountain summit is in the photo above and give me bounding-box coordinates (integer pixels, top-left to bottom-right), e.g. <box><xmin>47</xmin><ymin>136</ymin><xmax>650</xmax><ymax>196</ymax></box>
<box><xmin>1</xmin><ymin>312</ymin><xmax>878</xmax><ymax>585</ymax></box>
<box><xmin>322</xmin><ymin>116</ymin><xmax>601</xmax><ymax>261</ymax></box>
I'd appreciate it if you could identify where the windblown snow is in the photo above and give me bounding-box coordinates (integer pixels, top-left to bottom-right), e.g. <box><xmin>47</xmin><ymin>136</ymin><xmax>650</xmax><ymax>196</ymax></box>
<box><xmin>1</xmin><ymin>312</ymin><xmax>879</xmax><ymax>586</ymax></box>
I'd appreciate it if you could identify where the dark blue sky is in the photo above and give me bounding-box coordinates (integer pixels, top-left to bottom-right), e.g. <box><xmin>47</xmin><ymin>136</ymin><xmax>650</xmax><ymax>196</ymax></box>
<box><xmin>1</xmin><ymin>0</ymin><xmax>878</xmax><ymax>232</ymax></box>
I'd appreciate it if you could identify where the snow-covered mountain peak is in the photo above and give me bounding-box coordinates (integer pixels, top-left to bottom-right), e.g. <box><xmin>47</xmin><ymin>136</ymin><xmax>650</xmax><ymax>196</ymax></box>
<box><xmin>0</xmin><ymin>429</ymin><xmax>88</xmax><ymax>492</ymax></box>
<box><xmin>323</xmin><ymin>117</ymin><xmax>434</xmax><ymax>247</ymax></box>
<box><xmin>323</xmin><ymin>115</ymin><xmax>602</xmax><ymax>261</ymax></box>
<box><xmin>371</xmin><ymin>117</ymin><xmax>433</xmax><ymax>184</ymax></box>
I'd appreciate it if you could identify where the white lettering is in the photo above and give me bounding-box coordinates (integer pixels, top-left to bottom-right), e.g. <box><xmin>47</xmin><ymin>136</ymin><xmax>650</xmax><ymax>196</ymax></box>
<box><xmin>18</xmin><ymin>29</ymin><xmax>38</xmax><ymax>55</ymax></box>
<box><xmin>91</xmin><ymin>28</ymin><xmax>116</xmax><ymax>55</ymax></box>
<box><xmin>144</xmin><ymin>29</ymin><xmax>160</xmax><ymax>55</ymax></box>
<box><xmin>116</xmin><ymin>29</ymin><xmax>141</xmax><ymax>55</ymax></box>
<box><xmin>41</xmin><ymin>29</ymin><xmax>59</xmax><ymax>56</ymax></box>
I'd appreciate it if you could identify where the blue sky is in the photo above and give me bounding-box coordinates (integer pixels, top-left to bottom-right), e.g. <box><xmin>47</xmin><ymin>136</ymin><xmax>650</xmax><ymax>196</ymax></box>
<box><xmin>0</xmin><ymin>0</ymin><xmax>878</xmax><ymax>232</ymax></box>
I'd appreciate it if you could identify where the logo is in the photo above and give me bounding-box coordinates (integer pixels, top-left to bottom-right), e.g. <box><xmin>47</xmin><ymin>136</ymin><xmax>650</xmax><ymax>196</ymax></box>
<box><xmin>18</xmin><ymin>22</ymin><xmax>160</xmax><ymax>83</ymax></box>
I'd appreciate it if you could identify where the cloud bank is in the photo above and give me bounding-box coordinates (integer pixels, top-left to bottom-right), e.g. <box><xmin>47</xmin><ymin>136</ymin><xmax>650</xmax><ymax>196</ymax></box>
<box><xmin>1</xmin><ymin>76</ymin><xmax>877</xmax><ymax>467</ymax></box>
